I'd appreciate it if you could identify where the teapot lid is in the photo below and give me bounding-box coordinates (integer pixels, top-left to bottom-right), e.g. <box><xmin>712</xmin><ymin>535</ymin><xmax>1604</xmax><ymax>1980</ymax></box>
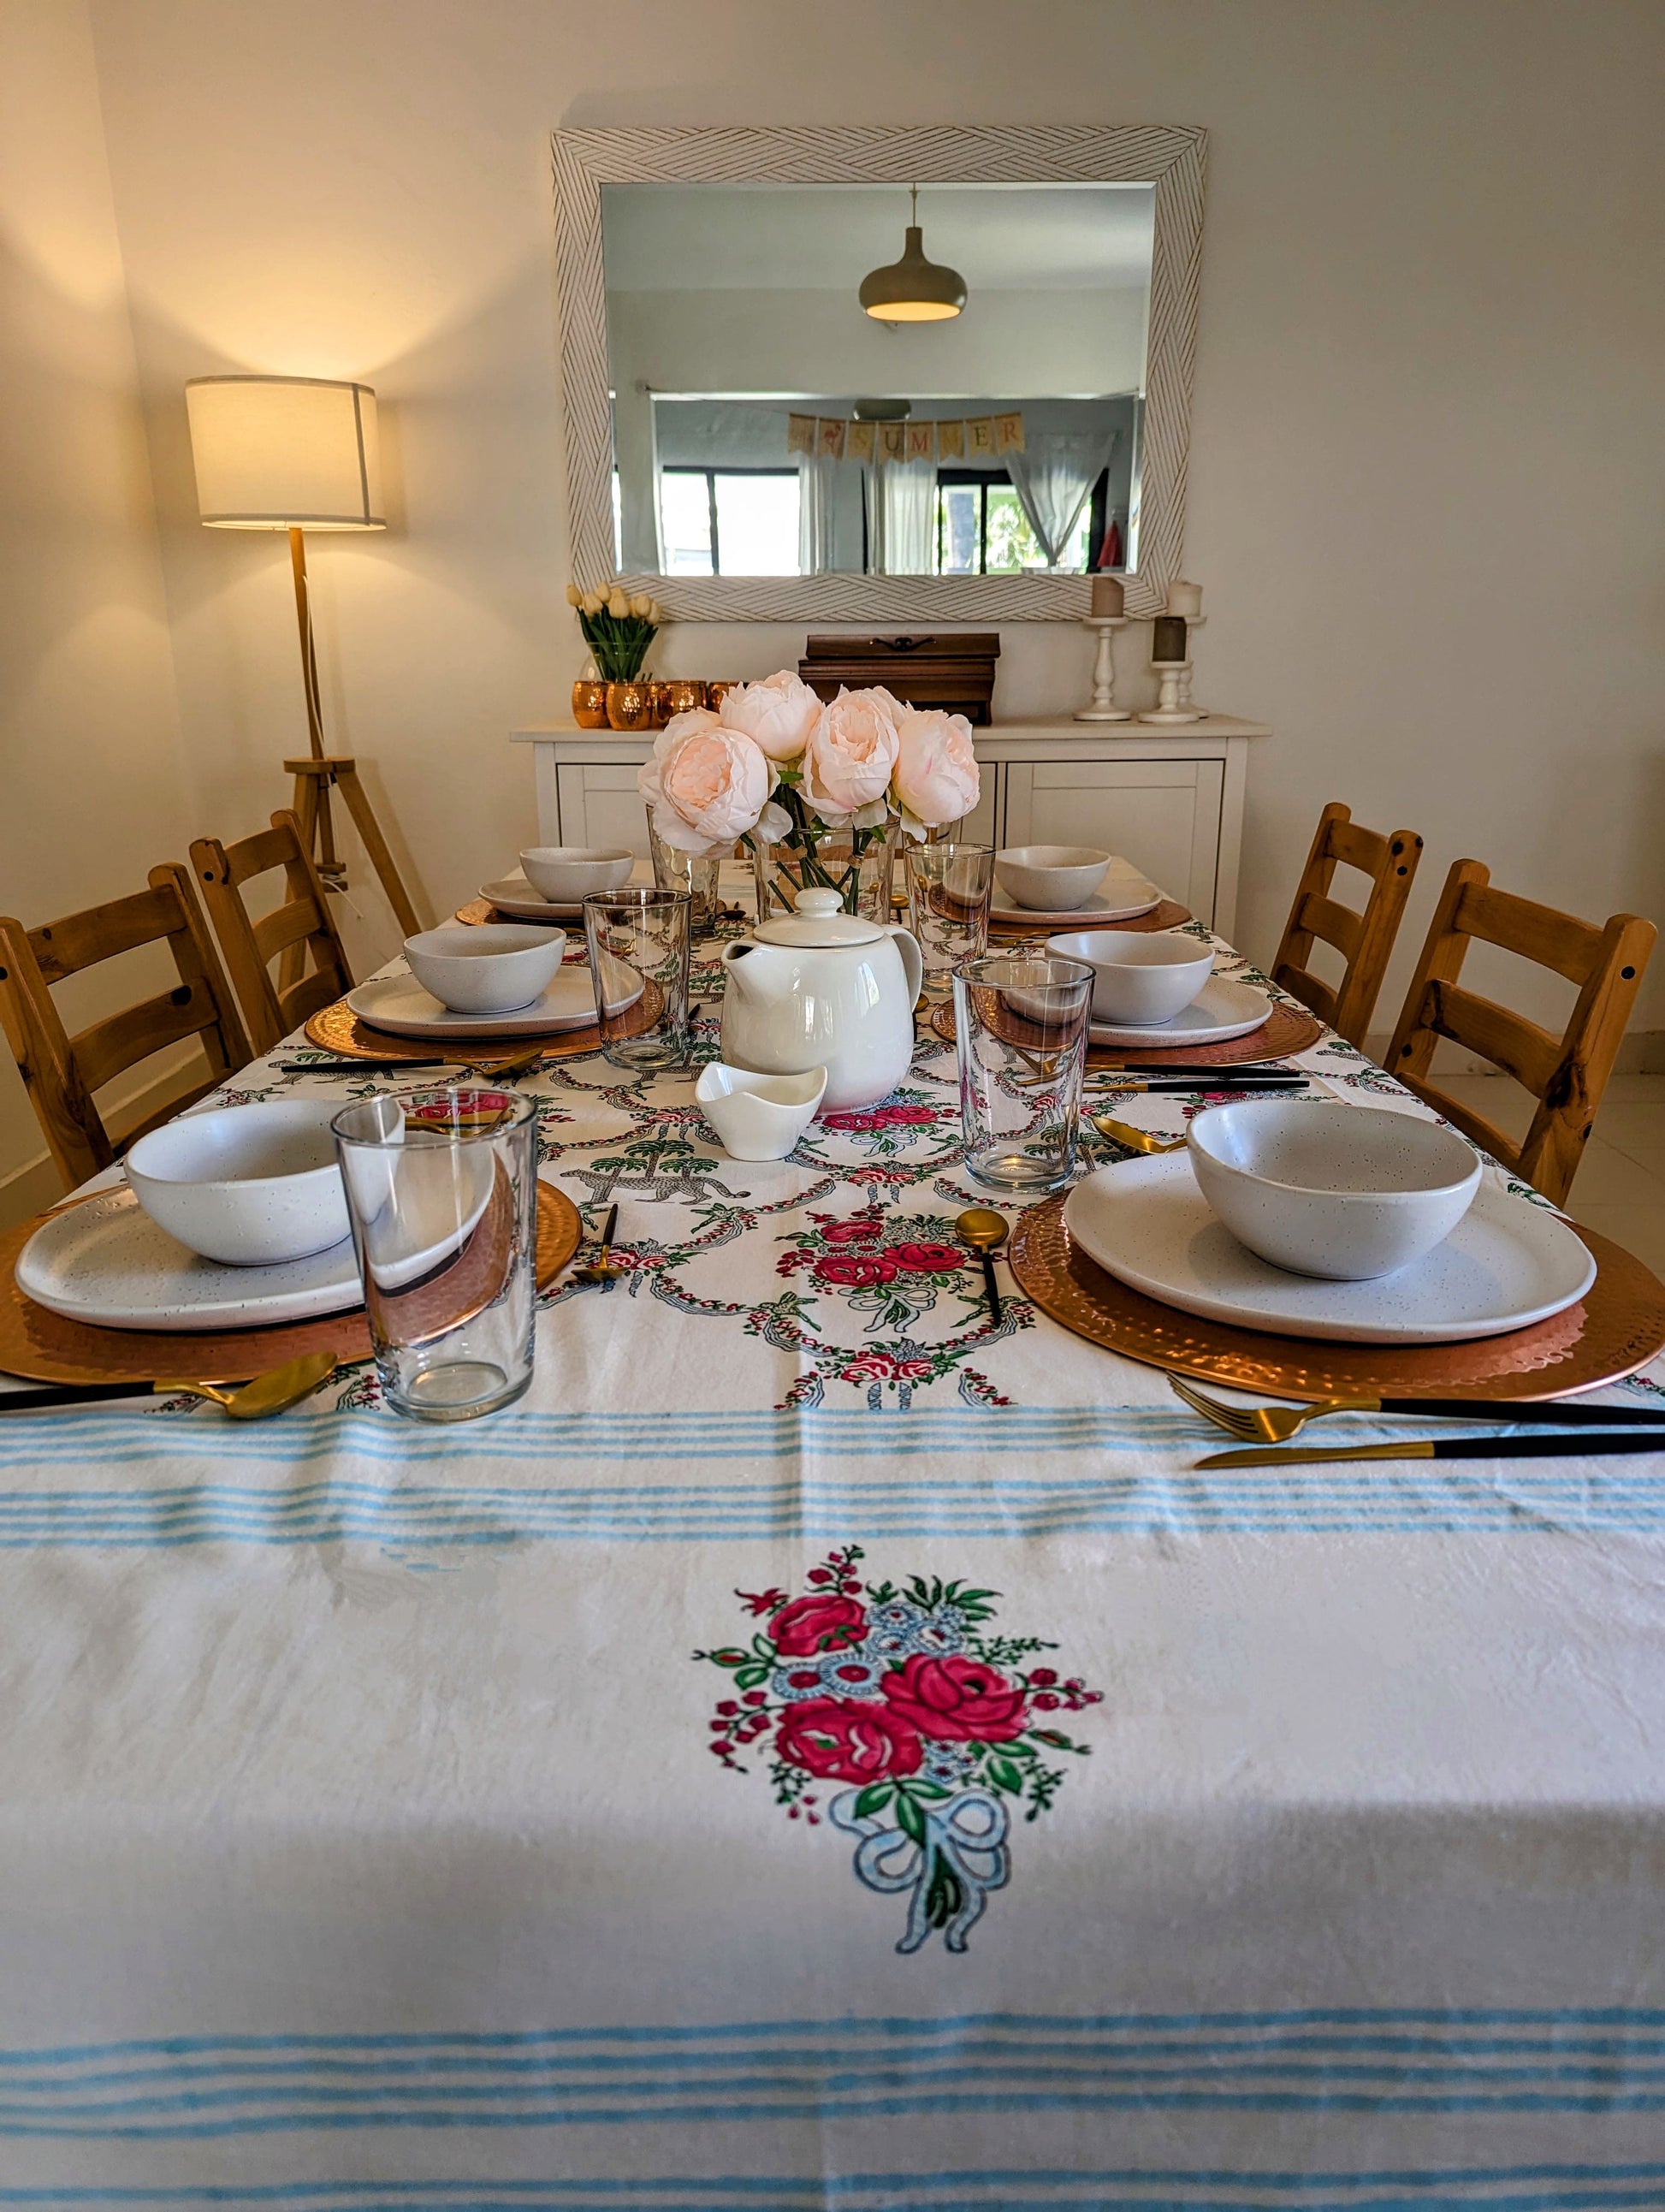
<box><xmin>753</xmin><ymin>885</ymin><xmax>886</xmax><ymax>948</ymax></box>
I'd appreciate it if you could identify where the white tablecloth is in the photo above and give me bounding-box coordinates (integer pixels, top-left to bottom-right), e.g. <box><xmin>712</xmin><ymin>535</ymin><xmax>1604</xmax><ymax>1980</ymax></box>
<box><xmin>2</xmin><ymin>921</ymin><xmax>1663</xmax><ymax>2209</ymax></box>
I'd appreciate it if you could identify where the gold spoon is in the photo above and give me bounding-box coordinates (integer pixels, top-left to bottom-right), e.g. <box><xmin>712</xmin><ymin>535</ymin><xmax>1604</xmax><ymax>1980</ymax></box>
<box><xmin>151</xmin><ymin>1349</ymin><xmax>342</xmax><ymax>1420</ymax></box>
<box><xmin>576</xmin><ymin>1202</ymin><xmax>625</xmax><ymax>1286</ymax></box>
<box><xmin>955</xmin><ymin>1207</ymin><xmax>1009</xmax><ymax>1325</ymax></box>
<box><xmin>1091</xmin><ymin>1115</ymin><xmax>1188</xmax><ymax>1156</ymax></box>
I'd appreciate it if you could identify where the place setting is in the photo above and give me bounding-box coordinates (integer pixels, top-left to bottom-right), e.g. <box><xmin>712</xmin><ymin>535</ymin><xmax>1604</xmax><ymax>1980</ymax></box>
<box><xmin>987</xmin><ymin>844</ymin><xmax>1193</xmax><ymax>938</ymax></box>
<box><xmin>0</xmin><ymin>1091</ymin><xmax>583</xmax><ymax>1401</ymax></box>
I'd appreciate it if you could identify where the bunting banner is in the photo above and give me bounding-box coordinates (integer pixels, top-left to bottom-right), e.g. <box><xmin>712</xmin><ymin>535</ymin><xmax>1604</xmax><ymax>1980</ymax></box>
<box><xmin>785</xmin><ymin>412</ymin><xmax>1023</xmax><ymax>465</ymax></box>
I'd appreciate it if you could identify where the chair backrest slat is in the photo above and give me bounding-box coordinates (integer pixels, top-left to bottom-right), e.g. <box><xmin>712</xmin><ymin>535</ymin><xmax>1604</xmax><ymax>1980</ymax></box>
<box><xmin>0</xmin><ymin>863</ymin><xmax>250</xmax><ymax>1189</ymax></box>
<box><xmin>1385</xmin><ymin>857</ymin><xmax>1656</xmax><ymax>1206</ymax></box>
<box><xmin>1271</xmin><ymin>801</ymin><xmax>1424</xmax><ymax>1047</ymax></box>
<box><xmin>192</xmin><ymin>811</ymin><xmax>353</xmax><ymax>1057</ymax></box>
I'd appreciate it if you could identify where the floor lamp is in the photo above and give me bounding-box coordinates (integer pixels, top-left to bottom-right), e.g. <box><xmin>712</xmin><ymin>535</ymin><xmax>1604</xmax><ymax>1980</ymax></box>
<box><xmin>184</xmin><ymin>374</ymin><xmax>421</xmax><ymax>945</ymax></box>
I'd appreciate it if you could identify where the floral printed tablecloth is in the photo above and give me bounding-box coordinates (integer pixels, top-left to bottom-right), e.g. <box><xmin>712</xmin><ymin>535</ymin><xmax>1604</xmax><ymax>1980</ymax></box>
<box><xmin>3</xmin><ymin>918</ymin><xmax>1665</xmax><ymax>2209</ymax></box>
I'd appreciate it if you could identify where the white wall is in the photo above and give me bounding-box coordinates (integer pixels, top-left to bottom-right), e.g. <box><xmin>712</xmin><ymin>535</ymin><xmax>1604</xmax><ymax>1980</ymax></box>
<box><xmin>4</xmin><ymin>0</ymin><xmax>1659</xmax><ymax>1179</ymax></box>
<box><xmin>0</xmin><ymin>0</ymin><xmax>193</xmax><ymax>1217</ymax></box>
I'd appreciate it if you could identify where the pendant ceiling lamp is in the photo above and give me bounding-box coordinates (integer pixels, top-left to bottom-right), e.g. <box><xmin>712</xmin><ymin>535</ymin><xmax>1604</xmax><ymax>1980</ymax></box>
<box><xmin>858</xmin><ymin>186</ymin><xmax>967</xmax><ymax>323</ymax></box>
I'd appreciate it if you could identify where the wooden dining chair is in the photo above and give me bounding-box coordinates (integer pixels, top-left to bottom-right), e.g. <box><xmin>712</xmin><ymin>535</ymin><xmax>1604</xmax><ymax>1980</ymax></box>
<box><xmin>1271</xmin><ymin>802</ymin><xmax>1424</xmax><ymax>1047</ymax></box>
<box><xmin>0</xmin><ymin>865</ymin><xmax>251</xmax><ymax>1189</ymax></box>
<box><xmin>191</xmin><ymin>810</ymin><xmax>354</xmax><ymax>1057</ymax></box>
<box><xmin>1385</xmin><ymin>859</ymin><xmax>1656</xmax><ymax>1207</ymax></box>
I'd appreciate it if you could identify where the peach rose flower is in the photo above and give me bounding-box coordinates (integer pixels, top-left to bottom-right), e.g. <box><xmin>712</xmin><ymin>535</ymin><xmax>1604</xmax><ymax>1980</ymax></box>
<box><xmin>719</xmin><ymin>670</ymin><xmax>823</xmax><ymax>763</ymax></box>
<box><xmin>892</xmin><ymin>707</ymin><xmax>981</xmax><ymax>834</ymax></box>
<box><xmin>802</xmin><ymin>687</ymin><xmax>902</xmax><ymax>826</ymax></box>
<box><xmin>637</xmin><ymin>710</ymin><xmax>782</xmax><ymax>855</ymax></box>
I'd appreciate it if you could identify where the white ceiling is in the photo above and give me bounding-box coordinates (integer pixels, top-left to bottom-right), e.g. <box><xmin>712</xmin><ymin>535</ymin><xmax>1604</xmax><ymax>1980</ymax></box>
<box><xmin>601</xmin><ymin>183</ymin><xmax>1155</xmax><ymax>294</ymax></box>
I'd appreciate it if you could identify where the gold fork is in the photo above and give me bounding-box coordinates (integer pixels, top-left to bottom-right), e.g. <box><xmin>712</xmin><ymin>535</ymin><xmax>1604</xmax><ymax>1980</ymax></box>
<box><xmin>1168</xmin><ymin>1370</ymin><xmax>1380</xmax><ymax>1444</ymax></box>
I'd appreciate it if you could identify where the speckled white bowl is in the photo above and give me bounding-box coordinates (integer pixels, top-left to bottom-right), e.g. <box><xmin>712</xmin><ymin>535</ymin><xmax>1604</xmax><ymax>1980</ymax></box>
<box><xmin>125</xmin><ymin>1100</ymin><xmax>350</xmax><ymax>1267</ymax></box>
<box><xmin>518</xmin><ymin>846</ymin><xmax>634</xmax><ymax>904</ymax></box>
<box><xmin>1046</xmin><ymin>929</ymin><xmax>1215</xmax><ymax>1024</ymax></box>
<box><xmin>993</xmin><ymin>845</ymin><xmax>1111</xmax><ymax>912</ymax></box>
<box><xmin>404</xmin><ymin>923</ymin><xmax>567</xmax><ymax>1014</ymax></box>
<box><xmin>1187</xmin><ymin>1100</ymin><xmax>1483</xmax><ymax>1280</ymax></box>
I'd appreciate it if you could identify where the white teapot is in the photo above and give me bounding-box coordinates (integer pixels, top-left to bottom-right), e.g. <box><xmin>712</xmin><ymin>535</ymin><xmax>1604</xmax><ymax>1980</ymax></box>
<box><xmin>720</xmin><ymin>888</ymin><xmax>924</xmax><ymax>1112</ymax></box>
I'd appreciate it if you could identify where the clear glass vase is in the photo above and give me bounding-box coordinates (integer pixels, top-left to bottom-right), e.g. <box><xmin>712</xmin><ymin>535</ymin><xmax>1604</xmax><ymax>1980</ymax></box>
<box><xmin>751</xmin><ymin>814</ymin><xmax>901</xmax><ymax>922</ymax></box>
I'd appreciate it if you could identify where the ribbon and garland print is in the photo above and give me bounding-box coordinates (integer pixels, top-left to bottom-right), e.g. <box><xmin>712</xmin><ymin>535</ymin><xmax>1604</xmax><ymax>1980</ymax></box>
<box><xmin>696</xmin><ymin>1546</ymin><xmax>1102</xmax><ymax>1953</ymax></box>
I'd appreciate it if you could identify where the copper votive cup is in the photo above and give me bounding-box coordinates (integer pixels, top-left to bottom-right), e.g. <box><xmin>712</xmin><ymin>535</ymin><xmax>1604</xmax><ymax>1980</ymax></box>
<box><xmin>572</xmin><ymin>679</ymin><xmax>609</xmax><ymax>730</ymax></box>
<box><xmin>705</xmin><ymin>680</ymin><xmax>740</xmax><ymax>711</ymax></box>
<box><xmin>605</xmin><ymin>679</ymin><xmax>655</xmax><ymax>731</ymax></box>
<box><xmin>661</xmin><ymin>679</ymin><xmax>709</xmax><ymax>720</ymax></box>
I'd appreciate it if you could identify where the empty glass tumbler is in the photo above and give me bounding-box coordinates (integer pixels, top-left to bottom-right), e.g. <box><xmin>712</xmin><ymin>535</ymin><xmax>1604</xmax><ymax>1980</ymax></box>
<box><xmin>582</xmin><ymin>888</ymin><xmax>692</xmax><ymax>1070</ymax></box>
<box><xmin>332</xmin><ymin>1088</ymin><xmax>539</xmax><ymax>1420</ymax></box>
<box><xmin>953</xmin><ymin>954</ymin><xmax>1093</xmax><ymax>1194</ymax></box>
<box><xmin>907</xmin><ymin>840</ymin><xmax>993</xmax><ymax>999</ymax></box>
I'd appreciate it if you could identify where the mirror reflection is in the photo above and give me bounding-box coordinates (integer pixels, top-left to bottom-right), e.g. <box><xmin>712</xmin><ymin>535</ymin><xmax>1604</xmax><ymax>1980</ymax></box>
<box><xmin>600</xmin><ymin>181</ymin><xmax>1153</xmax><ymax>580</ymax></box>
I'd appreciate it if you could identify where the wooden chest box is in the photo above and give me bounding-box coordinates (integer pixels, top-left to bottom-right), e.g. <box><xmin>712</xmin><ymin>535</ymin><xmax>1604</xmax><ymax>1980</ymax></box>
<box><xmin>798</xmin><ymin>632</ymin><xmax>1000</xmax><ymax>725</ymax></box>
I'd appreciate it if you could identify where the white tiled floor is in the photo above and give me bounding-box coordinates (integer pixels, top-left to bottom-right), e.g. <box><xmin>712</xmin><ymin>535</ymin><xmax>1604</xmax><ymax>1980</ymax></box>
<box><xmin>1438</xmin><ymin>1071</ymin><xmax>1665</xmax><ymax>1272</ymax></box>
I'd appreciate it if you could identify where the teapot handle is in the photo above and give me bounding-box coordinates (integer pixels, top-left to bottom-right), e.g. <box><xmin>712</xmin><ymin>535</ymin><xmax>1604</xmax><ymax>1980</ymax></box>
<box><xmin>886</xmin><ymin>923</ymin><xmax>924</xmax><ymax>1010</ymax></box>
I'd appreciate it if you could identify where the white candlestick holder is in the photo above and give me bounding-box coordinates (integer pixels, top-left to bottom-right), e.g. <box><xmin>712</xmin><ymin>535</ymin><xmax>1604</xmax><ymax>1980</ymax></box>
<box><xmin>1176</xmin><ymin>613</ymin><xmax>1206</xmax><ymax>712</ymax></box>
<box><xmin>1073</xmin><ymin>615</ymin><xmax>1130</xmax><ymax>721</ymax></box>
<box><xmin>1139</xmin><ymin>661</ymin><xmax>1206</xmax><ymax>726</ymax></box>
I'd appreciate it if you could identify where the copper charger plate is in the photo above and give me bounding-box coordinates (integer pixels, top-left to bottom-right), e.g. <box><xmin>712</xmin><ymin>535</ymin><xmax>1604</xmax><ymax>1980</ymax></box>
<box><xmin>1006</xmin><ymin>1191</ymin><xmax>1665</xmax><ymax>1402</ymax></box>
<box><xmin>990</xmin><ymin>896</ymin><xmax>1192</xmax><ymax>939</ymax></box>
<box><xmin>927</xmin><ymin>998</ymin><xmax>1324</xmax><ymax>1070</ymax></box>
<box><xmin>0</xmin><ymin>1182</ymin><xmax>582</xmax><ymax>1388</ymax></box>
<box><xmin>455</xmin><ymin>898</ymin><xmax>569</xmax><ymax>928</ymax></box>
<box><xmin>304</xmin><ymin>978</ymin><xmax>667</xmax><ymax>1065</ymax></box>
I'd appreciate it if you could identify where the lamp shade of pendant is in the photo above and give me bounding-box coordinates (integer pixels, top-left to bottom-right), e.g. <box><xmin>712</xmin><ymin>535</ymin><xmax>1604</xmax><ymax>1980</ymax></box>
<box><xmin>186</xmin><ymin>376</ymin><xmax>385</xmax><ymax>530</ymax></box>
<box><xmin>858</xmin><ymin>187</ymin><xmax>967</xmax><ymax>323</ymax></box>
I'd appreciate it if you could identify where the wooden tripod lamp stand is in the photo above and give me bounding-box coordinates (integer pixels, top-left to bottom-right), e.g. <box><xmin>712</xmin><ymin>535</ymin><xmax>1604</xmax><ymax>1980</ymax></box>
<box><xmin>184</xmin><ymin>375</ymin><xmax>421</xmax><ymax>940</ymax></box>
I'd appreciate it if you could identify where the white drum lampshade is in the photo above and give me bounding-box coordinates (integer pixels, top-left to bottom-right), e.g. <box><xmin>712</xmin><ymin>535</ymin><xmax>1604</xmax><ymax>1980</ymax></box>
<box><xmin>186</xmin><ymin>376</ymin><xmax>385</xmax><ymax>531</ymax></box>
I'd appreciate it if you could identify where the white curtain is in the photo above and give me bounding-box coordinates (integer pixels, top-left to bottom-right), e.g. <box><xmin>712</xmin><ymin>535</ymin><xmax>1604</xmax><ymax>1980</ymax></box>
<box><xmin>797</xmin><ymin>453</ymin><xmax>838</xmax><ymax>574</ymax></box>
<box><xmin>872</xmin><ymin>459</ymin><xmax>936</xmax><ymax>576</ymax></box>
<box><xmin>1006</xmin><ymin>428</ymin><xmax>1120</xmax><ymax>567</ymax></box>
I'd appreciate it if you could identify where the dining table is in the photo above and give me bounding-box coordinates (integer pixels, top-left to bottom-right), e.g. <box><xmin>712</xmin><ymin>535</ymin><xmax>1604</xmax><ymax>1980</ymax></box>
<box><xmin>2</xmin><ymin>889</ymin><xmax>1664</xmax><ymax>2212</ymax></box>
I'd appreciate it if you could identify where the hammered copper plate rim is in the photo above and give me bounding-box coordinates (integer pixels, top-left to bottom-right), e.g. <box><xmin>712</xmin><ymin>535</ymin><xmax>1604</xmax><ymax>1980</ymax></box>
<box><xmin>927</xmin><ymin>998</ymin><xmax>1325</xmax><ymax>1070</ymax></box>
<box><xmin>1005</xmin><ymin>1191</ymin><xmax>1665</xmax><ymax>1402</ymax></box>
<box><xmin>0</xmin><ymin>1183</ymin><xmax>582</xmax><ymax>1387</ymax></box>
<box><xmin>989</xmin><ymin>896</ymin><xmax>1192</xmax><ymax>939</ymax></box>
<box><xmin>305</xmin><ymin>978</ymin><xmax>666</xmax><ymax>1064</ymax></box>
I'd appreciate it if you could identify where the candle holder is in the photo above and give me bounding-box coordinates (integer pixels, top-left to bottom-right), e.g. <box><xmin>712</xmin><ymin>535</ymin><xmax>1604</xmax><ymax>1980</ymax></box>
<box><xmin>1139</xmin><ymin>661</ymin><xmax>1206</xmax><ymax>726</ymax></box>
<box><xmin>1073</xmin><ymin>616</ymin><xmax>1130</xmax><ymax>722</ymax></box>
<box><xmin>1175</xmin><ymin>614</ymin><xmax>1206</xmax><ymax>713</ymax></box>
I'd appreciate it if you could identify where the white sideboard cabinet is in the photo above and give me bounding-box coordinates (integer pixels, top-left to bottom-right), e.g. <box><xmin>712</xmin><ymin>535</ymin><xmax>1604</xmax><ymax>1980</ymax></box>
<box><xmin>510</xmin><ymin>715</ymin><xmax>1266</xmax><ymax>935</ymax></box>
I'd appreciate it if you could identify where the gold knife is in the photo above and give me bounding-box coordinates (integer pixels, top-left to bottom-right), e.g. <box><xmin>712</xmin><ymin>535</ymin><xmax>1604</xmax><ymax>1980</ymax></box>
<box><xmin>1200</xmin><ymin>1432</ymin><xmax>1665</xmax><ymax>1468</ymax></box>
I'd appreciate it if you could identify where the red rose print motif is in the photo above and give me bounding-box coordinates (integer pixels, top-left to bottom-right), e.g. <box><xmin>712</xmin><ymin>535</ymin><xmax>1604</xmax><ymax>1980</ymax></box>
<box><xmin>881</xmin><ymin>1653</ymin><xmax>1029</xmax><ymax>1742</ymax></box>
<box><xmin>812</xmin><ymin>1253</ymin><xmax>898</xmax><ymax>1290</ymax></box>
<box><xmin>696</xmin><ymin>1548</ymin><xmax>1101</xmax><ymax>1955</ymax></box>
<box><xmin>777</xmin><ymin>1697</ymin><xmax>924</xmax><ymax>1784</ymax></box>
<box><xmin>769</xmin><ymin>1593</ymin><xmax>868</xmax><ymax>1658</ymax></box>
<box><xmin>886</xmin><ymin>1242</ymin><xmax>965</xmax><ymax>1275</ymax></box>
<box><xmin>817</xmin><ymin>1213</ymin><xmax>886</xmax><ymax>1244</ymax></box>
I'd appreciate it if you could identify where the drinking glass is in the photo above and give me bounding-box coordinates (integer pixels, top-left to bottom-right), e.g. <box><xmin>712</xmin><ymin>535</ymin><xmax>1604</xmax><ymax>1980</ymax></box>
<box><xmin>649</xmin><ymin>821</ymin><xmax>721</xmax><ymax>932</ymax></box>
<box><xmin>953</xmin><ymin>954</ymin><xmax>1093</xmax><ymax>1194</ymax></box>
<box><xmin>331</xmin><ymin>1088</ymin><xmax>539</xmax><ymax>1421</ymax></box>
<box><xmin>907</xmin><ymin>841</ymin><xmax>993</xmax><ymax>999</ymax></box>
<box><xmin>583</xmin><ymin>888</ymin><xmax>691</xmax><ymax>1070</ymax></box>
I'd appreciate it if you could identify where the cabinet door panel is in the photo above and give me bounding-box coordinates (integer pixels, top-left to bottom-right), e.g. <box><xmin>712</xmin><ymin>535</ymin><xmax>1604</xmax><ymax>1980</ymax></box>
<box><xmin>555</xmin><ymin>764</ymin><xmax>652</xmax><ymax>857</ymax></box>
<box><xmin>1004</xmin><ymin>759</ymin><xmax>1223</xmax><ymax>922</ymax></box>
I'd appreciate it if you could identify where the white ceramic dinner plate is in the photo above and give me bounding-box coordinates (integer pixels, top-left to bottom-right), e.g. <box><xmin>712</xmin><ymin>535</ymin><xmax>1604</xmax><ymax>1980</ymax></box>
<box><xmin>991</xmin><ymin>862</ymin><xmax>1162</xmax><ymax>928</ymax></box>
<box><xmin>347</xmin><ymin>967</ymin><xmax>643</xmax><ymax>1041</ymax></box>
<box><xmin>1087</xmin><ymin>976</ymin><xmax>1272</xmax><ymax>1050</ymax></box>
<box><xmin>16</xmin><ymin>1187</ymin><xmax>364</xmax><ymax>1331</ymax></box>
<box><xmin>1063</xmin><ymin>1152</ymin><xmax>1597</xmax><ymax>1344</ymax></box>
<box><xmin>479</xmin><ymin>875</ymin><xmax>583</xmax><ymax>922</ymax></box>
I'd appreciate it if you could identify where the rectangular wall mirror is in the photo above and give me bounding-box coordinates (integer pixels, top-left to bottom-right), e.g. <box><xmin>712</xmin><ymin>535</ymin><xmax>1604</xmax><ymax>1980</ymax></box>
<box><xmin>554</xmin><ymin>128</ymin><xmax>1205</xmax><ymax>622</ymax></box>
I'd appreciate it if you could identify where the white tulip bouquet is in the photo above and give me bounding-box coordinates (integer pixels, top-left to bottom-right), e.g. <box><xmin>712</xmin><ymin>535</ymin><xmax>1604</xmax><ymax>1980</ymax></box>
<box><xmin>637</xmin><ymin>671</ymin><xmax>981</xmax><ymax>916</ymax></box>
<box><xmin>565</xmin><ymin>582</ymin><xmax>664</xmax><ymax>682</ymax></box>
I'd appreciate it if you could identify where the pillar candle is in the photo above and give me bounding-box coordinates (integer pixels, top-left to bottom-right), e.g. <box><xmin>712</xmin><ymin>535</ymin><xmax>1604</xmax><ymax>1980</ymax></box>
<box><xmin>1152</xmin><ymin>614</ymin><xmax>1188</xmax><ymax>662</ymax></box>
<box><xmin>1164</xmin><ymin>578</ymin><xmax>1203</xmax><ymax>618</ymax></box>
<box><xmin>1090</xmin><ymin>573</ymin><xmax>1124</xmax><ymax>617</ymax></box>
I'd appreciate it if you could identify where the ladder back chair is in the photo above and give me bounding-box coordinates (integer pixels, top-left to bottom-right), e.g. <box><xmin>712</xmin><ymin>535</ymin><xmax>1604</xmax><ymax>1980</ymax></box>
<box><xmin>1385</xmin><ymin>858</ymin><xmax>1656</xmax><ymax>1207</ymax></box>
<box><xmin>1271</xmin><ymin>802</ymin><xmax>1424</xmax><ymax>1047</ymax></box>
<box><xmin>0</xmin><ymin>864</ymin><xmax>251</xmax><ymax>1190</ymax></box>
<box><xmin>191</xmin><ymin>810</ymin><xmax>354</xmax><ymax>1058</ymax></box>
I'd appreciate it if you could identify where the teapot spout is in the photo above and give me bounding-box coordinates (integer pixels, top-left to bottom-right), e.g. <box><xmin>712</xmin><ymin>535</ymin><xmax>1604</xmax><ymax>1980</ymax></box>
<box><xmin>720</xmin><ymin>938</ymin><xmax>766</xmax><ymax>1002</ymax></box>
